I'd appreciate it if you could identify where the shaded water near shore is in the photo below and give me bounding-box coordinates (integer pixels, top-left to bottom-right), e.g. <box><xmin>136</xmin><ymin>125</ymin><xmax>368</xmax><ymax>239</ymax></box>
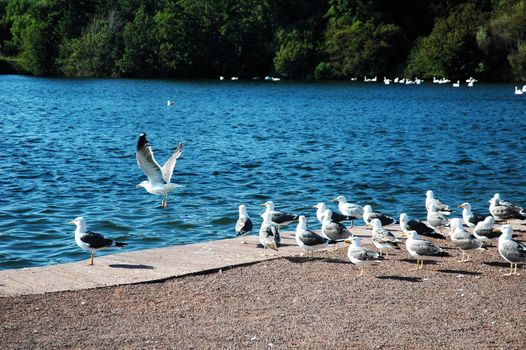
<box><xmin>1</xmin><ymin>75</ymin><xmax>525</xmax><ymax>269</ymax></box>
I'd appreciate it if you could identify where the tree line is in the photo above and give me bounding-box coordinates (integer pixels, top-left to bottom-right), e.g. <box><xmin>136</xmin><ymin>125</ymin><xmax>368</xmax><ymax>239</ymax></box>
<box><xmin>0</xmin><ymin>0</ymin><xmax>524</xmax><ymax>81</ymax></box>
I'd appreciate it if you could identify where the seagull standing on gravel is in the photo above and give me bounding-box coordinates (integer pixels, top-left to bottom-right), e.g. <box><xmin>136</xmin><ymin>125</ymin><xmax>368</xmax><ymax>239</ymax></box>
<box><xmin>332</xmin><ymin>195</ymin><xmax>364</xmax><ymax>225</ymax></box>
<box><xmin>399</xmin><ymin>213</ymin><xmax>444</xmax><ymax>239</ymax></box>
<box><xmin>261</xmin><ymin>201</ymin><xmax>299</xmax><ymax>232</ymax></box>
<box><xmin>343</xmin><ymin>237</ymin><xmax>384</xmax><ymax>276</ymax></box>
<box><xmin>497</xmin><ymin>224</ymin><xmax>526</xmax><ymax>276</ymax></box>
<box><xmin>136</xmin><ymin>133</ymin><xmax>184</xmax><ymax>208</ymax></box>
<box><xmin>425</xmin><ymin>190</ymin><xmax>453</xmax><ymax>214</ymax></box>
<box><xmin>426</xmin><ymin>204</ymin><xmax>450</xmax><ymax>234</ymax></box>
<box><xmin>295</xmin><ymin>216</ymin><xmax>343</xmax><ymax>256</ymax></box>
<box><xmin>458</xmin><ymin>202</ymin><xmax>485</xmax><ymax>228</ymax></box>
<box><xmin>403</xmin><ymin>231</ymin><xmax>445</xmax><ymax>270</ymax></box>
<box><xmin>370</xmin><ymin>219</ymin><xmax>400</xmax><ymax>256</ymax></box>
<box><xmin>321</xmin><ymin>209</ymin><xmax>353</xmax><ymax>250</ymax></box>
<box><xmin>313</xmin><ymin>202</ymin><xmax>357</xmax><ymax>224</ymax></box>
<box><xmin>489</xmin><ymin>195</ymin><xmax>526</xmax><ymax>221</ymax></box>
<box><xmin>69</xmin><ymin>217</ymin><xmax>127</xmax><ymax>266</ymax></box>
<box><xmin>449</xmin><ymin>218</ymin><xmax>485</xmax><ymax>262</ymax></box>
<box><xmin>362</xmin><ymin>205</ymin><xmax>397</xmax><ymax>226</ymax></box>
<box><xmin>235</xmin><ymin>205</ymin><xmax>253</xmax><ymax>244</ymax></box>
<box><xmin>259</xmin><ymin>210</ymin><xmax>279</xmax><ymax>255</ymax></box>
<box><xmin>473</xmin><ymin>216</ymin><xmax>499</xmax><ymax>241</ymax></box>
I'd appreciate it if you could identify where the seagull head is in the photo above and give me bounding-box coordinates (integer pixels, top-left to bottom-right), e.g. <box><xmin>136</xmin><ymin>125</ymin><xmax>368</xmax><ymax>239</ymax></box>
<box><xmin>297</xmin><ymin>215</ymin><xmax>308</xmax><ymax>230</ymax></box>
<box><xmin>260</xmin><ymin>201</ymin><xmax>274</xmax><ymax>210</ymax></box>
<box><xmin>449</xmin><ymin>218</ymin><xmax>462</xmax><ymax>231</ymax></box>
<box><xmin>406</xmin><ymin>230</ymin><xmax>419</xmax><ymax>239</ymax></box>
<box><xmin>136</xmin><ymin>181</ymin><xmax>148</xmax><ymax>189</ymax></box>
<box><xmin>458</xmin><ymin>202</ymin><xmax>471</xmax><ymax>210</ymax></box>
<box><xmin>68</xmin><ymin>217</ymin><xmax>86</xmax><ymax>230</ymax></box>
<box><xmin>363</xmin><ymin>205</ymin><xmax>372</xmax><ymax>214</ymax></box>
<box><xmin>399</xmin><ymin>213</ymin><xmax>408</xmax><ymax>224</ymax></box>
<box><xmin>370</xmin><ymin>218</ymin><xmax>382</xmax><ymax>229</ymax></box>
<box><xmin>313</xmin><ymin>202</ymin><xmax>326</xmax><ymax>210</ymax></box>
<box><xmin>344</xmin><ymin>236</ymin><xmax>361</xmax><ymax>246</ymax></box>
<box><xmin>332</xmin><ymin>195</ymin><xmax>346</xmax><ymax>203</ymax></box>
<box><xmin>322</xmin><ymin>209</ymin><xmax>332</xmax><ymax>221</ymax></box>
<box><xmin>238</xmin><ymin>204</ymin><xmax>248</xmax><ymax>216</ymax></box>
<box><xmin>498</xmin><ymin>224</ymin><xmax>513</xmax><ymax>239</ymax></box>
<box><xmin>426</xmin><ymin>190</ymin><xmax>434</xmax><ymax>199</ymax></box>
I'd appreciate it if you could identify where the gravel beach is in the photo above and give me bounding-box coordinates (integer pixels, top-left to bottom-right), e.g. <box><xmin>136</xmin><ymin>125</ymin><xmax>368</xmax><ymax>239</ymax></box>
<box><xmin>1</xmin><ymin>232</ymin><xmax>525</xmax><ymax>350</ymax></box>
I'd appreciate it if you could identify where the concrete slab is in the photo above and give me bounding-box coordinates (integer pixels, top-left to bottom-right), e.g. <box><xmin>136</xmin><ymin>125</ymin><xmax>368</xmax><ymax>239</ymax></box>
<box><xmin>2</xmin><ymin>220</ymin><xmax>520</xmax><ymax>297</ymax></box>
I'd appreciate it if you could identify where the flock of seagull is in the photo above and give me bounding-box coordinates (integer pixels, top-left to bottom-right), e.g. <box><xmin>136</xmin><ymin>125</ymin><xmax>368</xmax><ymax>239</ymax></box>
<box><xmin>236</xmin><ymin>191</ymin><xmax>526</xmax><ymax>276</ymax></box>
<box><xmin>67</xmin><ymin>133</ymin><xmax>526</xmax><ymax>277</ymax></box>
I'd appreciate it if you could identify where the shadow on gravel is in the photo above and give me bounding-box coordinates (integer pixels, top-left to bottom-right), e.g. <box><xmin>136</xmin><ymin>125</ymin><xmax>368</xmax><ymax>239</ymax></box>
<box><xmin>376</xmin><ymin>275</ymin><xmax>422</xmax><ymax>283</ymax></box>
<box><xmin>283</xmin><ymin>256</ymin><xmax>327</xmax><ymax>264</ymax></box>
<box><xmin>109</xmin><ymin>264</ymin><xmax>155</xmax><ymax>270</ymax></box>
<box><xmin>437</xmin><ymin>269</ymin><xmax>482</xmax><ymax>276</ymax></box>
<box><xmin>323</xmin><ymin>258</ymin><xmax>352</xmax><ymax>265</ymax></box>
<box><xmin>399</xmin><ymin>258</ymin><xmax>439</xmax><ymax>265</ymax></box>
<box><xmin>483</xmin><ymin>261</ymin><xmax>509</xmax><ymax>268</ymax></box>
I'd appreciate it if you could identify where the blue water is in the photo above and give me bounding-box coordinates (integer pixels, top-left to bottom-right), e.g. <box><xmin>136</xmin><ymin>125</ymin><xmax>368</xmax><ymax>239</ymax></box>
<box><xmin>0</xmin><ymin>75</ymin><xmax>525</xmax><ymax>269</ymax></box>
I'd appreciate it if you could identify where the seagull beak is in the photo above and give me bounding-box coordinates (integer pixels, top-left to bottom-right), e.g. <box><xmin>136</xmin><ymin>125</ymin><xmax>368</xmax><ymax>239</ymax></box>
<box><xmin>313</xmin><ymin>205</ymin><xmax>318</xmax><ymax>209</ymax></box>
<box><xmin>399</xmin><ymin>232</ymin><xmax>409</xmax><ymax>238</ymax></box>
<box><xmin>260</xmin><ymin>203</ymin><xmax>267</xmax><ymax>207</ymax></box>
<box><xmin>68</xmin><ymin>220</ymin><xmax>75</xmax><ymax>225</ymax></box>
<box><xmin>492</xmin><ymin>228</ymin><xmax>502</xmax><ymax>233</ymax></box>
<box><xmin>343</xmin><ymin>238</ymin><xmax>352</xmax><ymax>244</ymax></box>
<box><xmin>135</xmin><ymin>184</ymin><xmax>141</xmax><ymax>189</ymax></box>
<box><xmin>331</xmin><ymin>197</ymin><xmax>338</xmax><ymax>202</ymax></box>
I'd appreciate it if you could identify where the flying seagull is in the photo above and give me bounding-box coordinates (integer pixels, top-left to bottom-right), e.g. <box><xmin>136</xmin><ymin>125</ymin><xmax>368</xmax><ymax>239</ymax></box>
<box><xmin>458</xmin><ymin>202</ymin><xmax>485</xmax><ymax>228</ymax></box>
<box><xmin>235</xmin><ymin>204</ymin><xmax>253</xmax><ymax>244</ymax></box>
<box><xmin>295</xmin><ymin>215</ymin><xmax>344</xmax><ymax>256</ymax></box>
<box><xmin>136</xmin><ymin>133</ymin><xmax>184</xmax><ymax>208</ymax></box>
<box><xmin>343</xmin><ymin>237</ymin><xmax>384</xmax><ymax>276</ymax></box>
<box><xmin>425</xmin><ymin>190</ymin><xmax>453</xmax><ymax>215</ymax></box>
<box><xmin>362</xmin><ymin>205</ymin><xmax>397</xmax><ymax>226</ymax></box>
<box><xmin>261</xmin><ymin>201</ymin><xmax>299</xmax><ymax>231</ymax></box>
<box><xmin>69</xmin><ymin>217</ymin><xmax>127</xmax><ymax>266</ymax></box>
<box><xmin>497</xmin><ymin>224</ymin><xmax>526</xmax><ymax>276</ymax></box>
<box><xmin>399</xmin><ymin>213</ymin><xmax>444</xmax><ymax>239</ymax></box>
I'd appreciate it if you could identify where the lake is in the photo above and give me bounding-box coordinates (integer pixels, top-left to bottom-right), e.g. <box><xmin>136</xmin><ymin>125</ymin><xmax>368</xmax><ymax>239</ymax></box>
<box><xmin>0</xmin><ymin>75</ymin><xmax>525</xmax><ymax>269</ymax></box>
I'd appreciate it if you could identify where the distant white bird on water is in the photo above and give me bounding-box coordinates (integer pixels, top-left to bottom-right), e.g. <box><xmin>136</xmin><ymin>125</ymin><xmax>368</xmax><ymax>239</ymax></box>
<box><xmin>235</xmin><ymin>205</ymin><xmax>253</xmax><ymax>244</ymax></box>
<box><xmin>497</xmin><ymin>224</ymin><xmax>526</xmax><ymax>275</ymax></box>
<box><xmin>69</xmin><ymin>217</ymin><xmax>127</xmax><ymax>266</ymax></box>
<box><xmin>167</xmin><ymin>100</ymin><xmax>174</xmax><ymax>106</ymax></box>
<box><xmin>136</xmin><ymin>133</ymin><xmax>184</xmax><ymax>208</ymax></box>
<box><xmin>515</xmin><ymin>86</ymin><xmax>524</xmax><ymax>95</ymax></box>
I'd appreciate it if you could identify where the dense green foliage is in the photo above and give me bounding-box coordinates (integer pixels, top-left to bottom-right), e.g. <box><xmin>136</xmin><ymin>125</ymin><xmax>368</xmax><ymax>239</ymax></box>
<box><xmin>0</xmin><ymin>0</ymin><xmax>524</xmax><ymax>81</ymax></box>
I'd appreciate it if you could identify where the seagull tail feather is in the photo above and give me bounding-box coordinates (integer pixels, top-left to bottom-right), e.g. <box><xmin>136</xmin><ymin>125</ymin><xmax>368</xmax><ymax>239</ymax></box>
<box><xmin>114</xmin><ymin>241</ymin><xmax>128</xmax><ymax>247</ymax></box>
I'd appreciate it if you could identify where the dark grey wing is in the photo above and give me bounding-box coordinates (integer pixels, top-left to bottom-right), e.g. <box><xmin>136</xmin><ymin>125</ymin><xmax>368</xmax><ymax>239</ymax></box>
<box><xmin>80</xmin><ymin>231</ymin><xmax>114</xmax><ymax>249</ymax></box>
<box><xmin>267</xmin><ymin>225</ymin><xmax>281</xmax><ymax>244</ymax></box>
<box><xmin>300</xmin><ymin>230</ymin><xmax>330</xmax><ymax>246</ymax></box>
<box><xmin>331</xmin><ymin>212</ymin><xmax>358</xmax><ymax>223</ymax></box>
<box><xmin>136</xmin><ymin>133</ymin><xmax>165</xmax><ymax>186</ymax></box>
<box><xmin>236</xmin><ymin>217</ymin><xmax>253</xmax><ymax>235</ymax></box>
<box><xmin>409</xmin><ymin>239</ymin><xmax>443</xmax><ymax>256</ymax></box>
<box><xmin>468</xmin><ymin>213</ymin><xmax>486</xmax><ymax>226</ymax></box>
<box><xmin>499</xmin><ymin>240</ymin><xmax>526</xmax><ymax>262</ymax></box>
<box><xmin>271</xmin><ymin>211</ymin><xmax>299</xmax><ymax>224</ymax></box>
<box><xmin>369</xmin><ymin>212</ymin><xmax>396</xmax><ymax>225</ymax></box>
<box><xmin>407</xmin><ymin>220</ymin><xmax>444</xmax><ymax>239</ymax></box>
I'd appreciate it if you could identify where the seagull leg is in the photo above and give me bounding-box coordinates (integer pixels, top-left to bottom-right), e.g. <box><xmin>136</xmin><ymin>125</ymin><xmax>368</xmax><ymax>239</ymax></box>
<box><xmin>242</xmin><ymin>234</ymin><xmax>247</xmax><ymax>244</ymax></box>
<box><xmin>505</xmin><ymin>263</ymin><xmax>513</xmax><ymax>276</ymax></box>
<box><xmin>161</xmin><ymin>195</ymin><xmax>167</xmax><ymax>208</ymax></box>
<box><xmin>87</xmin><ymin>250</ymin><xmax>94</xmax><ymax>266</ymax></box>
<box><xmin>514</xmin><ymin>264</ymin><xmax>520</xmax><ymax>275</ymax></box>
<box><xmin>419</xmin><ymin>259</ymin><xmax>425</xmax><ymax>270</ymax></box>
<box><xmin>358</xmin><ymin>267</ymin><xmax>364</xmax><ymax>276</ymax></box>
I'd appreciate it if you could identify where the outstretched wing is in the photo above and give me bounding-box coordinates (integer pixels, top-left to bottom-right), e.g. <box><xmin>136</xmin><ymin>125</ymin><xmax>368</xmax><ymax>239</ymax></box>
<box><xmin>136</xmin><ymin>133</ymin><xmax>165</xmax><ymax>185</ymax></box>
<box><xmin>161</xmin><ymin>142</ymin><xmax>183</xmax><ymax>183</ymax></box>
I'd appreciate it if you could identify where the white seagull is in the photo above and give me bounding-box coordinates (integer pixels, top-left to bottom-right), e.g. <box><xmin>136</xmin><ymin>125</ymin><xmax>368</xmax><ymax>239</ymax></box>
<box><xmin>69</xmin><ymin>217</ymin><xmax>127</xmax><ymax>266</ymax></box>
<box><xmin>404</xmin><ymin>231</ymin><xmax>445</xmax><ymax>269</ymax></box>
<box><xmin>458</xmin><ymin>202</ymin><xmax>485</xmax><ymax>228</ymax></box>
<box><xmin>295</xmin><ymin>216</ymin><xmax>342</xmax><ymax>256</ymax></box>
<box><xmin>259</xmin><ymin>210</ymin><xmax>279</xmax><ymax>255</ymax></box>
<box><xmin>136</xmin><ymin>133</ymin><xmax>184</xmax><ymax>208</ymax></box>
<box><xmin>425</xmin><ymin>190</ymin><xmax>453</xmax><ymax>214</ymax></box>
<box><xmin>370</xmin><ymin>218</ymin><xmax>400</xmax><ymax>256</ymax></box>
<box><xmin>332</xmin><ymin>195</ymin><xmax>364</xmax><ymax>223</ymax></box>
<box><xmin>343</xmin><ymin>237</ymin><xmax>384</xmax><ymax>276</ymax></box>
<box><xmin>235</xmin><ymin>205</ymin><xmax>253</xmax><ymax>244</ymax></box>
<box><xmin>498</xmin><ymin>224</ymin><xmax>526</xmax><ymax>275</ymax></box>
<box><xmin>362</xmin><ymin>205</ymin><xmax>397</xmax><ymax>226</ymax></box>
<box><xmin>449</xmin><ymin>218</ymin><xmax>485</xmax><ymax>262</ymax></box>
